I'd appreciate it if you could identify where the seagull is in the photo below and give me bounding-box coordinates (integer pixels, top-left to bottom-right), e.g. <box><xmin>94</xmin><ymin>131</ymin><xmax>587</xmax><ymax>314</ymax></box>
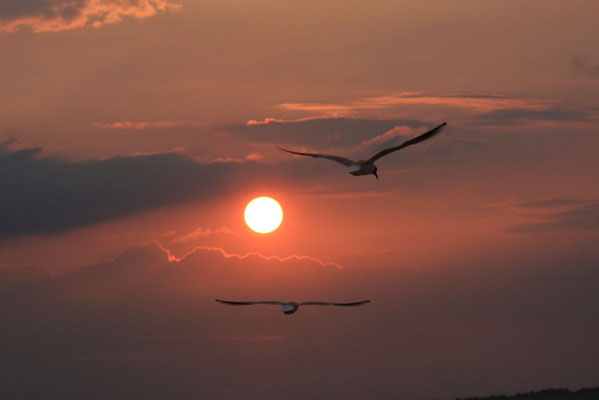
<box><xmin>277</xmin><ymin>122</ymin><xmax>446</xmax><ymax>179</ymax></box>
<box><xmin>215</xmin><ymin>299</ymin><xmax>371</xmax><ymax>315</ymax></box>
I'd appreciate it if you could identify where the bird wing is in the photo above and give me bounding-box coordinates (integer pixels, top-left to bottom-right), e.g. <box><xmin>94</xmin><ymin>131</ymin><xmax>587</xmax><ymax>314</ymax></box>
<box><xmin>276</xmin><ymin>146</ymin><xmax>356</xmax><ymax>167</ymax></box>
<box><xmin>215</xmin><ymin>299</ymin><xmax>285</xmax><ymax>306</ymax></box>
<box><xmin>299</xmin><ymin>300</ymin><xmax>371</xmax><ymax>306</ymax></box>
<box><xmin>368</xmin><ymin>122</ymin><xmax>446</xmax><ymax>163</ymax></box>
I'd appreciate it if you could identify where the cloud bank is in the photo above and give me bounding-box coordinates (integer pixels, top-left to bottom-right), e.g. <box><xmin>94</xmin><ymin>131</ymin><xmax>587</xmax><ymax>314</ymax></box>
<box><xmin>2</xmin><ymin>242</ymin><xmax>598</xmax><ymax>399</ymax></box>
<box><xmin>0</xmin><ymin>143</ymin><xmax>235</xmax><ymax>238</ymax></box>
<box><xmin>0</xmin><ymin>140</ymin><xmax>330</xmax><ymax>239</ymax></box>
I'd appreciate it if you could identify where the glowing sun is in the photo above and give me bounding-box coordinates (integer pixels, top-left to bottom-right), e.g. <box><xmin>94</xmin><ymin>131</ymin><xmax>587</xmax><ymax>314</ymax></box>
<box><xmin>244</xmin><ymin>196</ymin><xmax>283</xmax><ymax>234</ymax></box>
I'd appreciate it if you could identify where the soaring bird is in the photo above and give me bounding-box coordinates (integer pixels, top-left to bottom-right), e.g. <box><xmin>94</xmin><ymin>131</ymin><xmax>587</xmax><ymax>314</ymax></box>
<box><xmin>277</xmin><ymin>122</ymin><xmax>446</xmax><ymax>179</ymax></box>
<box><xmin>215</xmin><ymin>299</ymin><xmax>371</xmax><ymax>315</ymax></box>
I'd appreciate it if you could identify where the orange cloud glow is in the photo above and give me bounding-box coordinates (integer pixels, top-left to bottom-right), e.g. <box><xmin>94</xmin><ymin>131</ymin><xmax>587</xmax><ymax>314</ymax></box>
<box><xmin>0</xmin><ymin>0</ymin><xmax>180</xmax><ymax>33</ymax></box>
<box><xmin>205</xmin><ymin>152</ymin><xmax>265</xmax><ymax>164</ymax></box>
<box><xmin>278</xmin><ymin>92</ymin><xmax>555</xmax><ymax>117</ymax></box>
<box><xmin>154</xmin><ymin>242</ymin><xmax>343</xmax><ymax>269</ymax></box>
<box><xmin>245</xmin><ymin>116</ymin><xmax>330</xmax><ymax>126</ymax></box>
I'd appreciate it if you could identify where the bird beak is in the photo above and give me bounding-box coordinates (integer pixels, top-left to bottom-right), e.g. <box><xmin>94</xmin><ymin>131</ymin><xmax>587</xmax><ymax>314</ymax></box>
<box><xmin>374</xmin><ymin>172</ymin><xmax>379</xmax><ymax>179</ymax></box>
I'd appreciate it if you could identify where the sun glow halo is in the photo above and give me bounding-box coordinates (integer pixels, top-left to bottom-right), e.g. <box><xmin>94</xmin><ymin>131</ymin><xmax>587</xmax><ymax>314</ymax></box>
<box><xmin>244</xmin><ymin>196</ymin><xmax>283</xmax><ymax>234</ymax></box>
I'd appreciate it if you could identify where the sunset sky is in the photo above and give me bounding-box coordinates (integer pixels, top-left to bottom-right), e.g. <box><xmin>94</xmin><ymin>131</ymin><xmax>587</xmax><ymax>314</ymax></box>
<box><xmin>1</xmin><ymin>1</ymin><xmax>599</xmax><ymax>399</ymax></box>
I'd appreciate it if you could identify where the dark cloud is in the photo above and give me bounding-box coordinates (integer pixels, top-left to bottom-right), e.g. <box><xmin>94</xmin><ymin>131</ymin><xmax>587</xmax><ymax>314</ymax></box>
<box><xmin>0</xmin><ymin>0</ymin><xmax>179</xmax><ymax>33</ymax></box>
<box><xmin>0</xmin><ymin>141</ymin><xmax>306</xmax><ymax>238</ymax></box>
<box><xmin>0</xmin><ymin>0</ymin><xmax>63</xmax><ymax>20</ymax></box>
<box><xmin>1</xmin><ymin>243</ymin><xmax>598</xmax><ymax>399</ymax></box>
<box><xmin>0</xmin><ymin>141</ymin><xmax>339</xmax><ymax>239</ymax></box>
<box><xmin>475</xmin><ymin>107</ymin><xmax>593</xmax><ymax>125</ymax></box>
<box><xmin>0</xmin><ymin>264</ymin><xmax>50</xmax><ymax>295</ymax></box>
<box><xmin>0</xmin><ymin>144</ymin><xmax>227</xmax><ymax>237</ymax></box>
<box><xmin>510</xmin><ymin>201</ymin><xmax>599</xmax><ymax>233</ymax></box>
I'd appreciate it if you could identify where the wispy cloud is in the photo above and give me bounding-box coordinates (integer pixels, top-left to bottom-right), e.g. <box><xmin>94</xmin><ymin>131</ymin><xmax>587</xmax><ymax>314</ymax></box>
<box><xmin>0</xmin><ymin>0</ymin><xmax>180</xmax><ymax>33</ymax></box>
<box><xmin>91</xmin><ymin>120</ymin><xmax>206</xmax><ymax>130</ymax></box>
<box><xmin>475</xmin><ymin>107</ymin><xmax>595</xmax><ymax>125</ymax></box>
<box><xmin>206</xmin><ymin>152</ymin><xmax>264</xmax><ymax>164</ymax></box>
<box><xmin>276</xmin><ymin>93</ymin><xmax>599</xmax><ymax>127</ymax></box>
<box><xmin>516</xmin><ymin>198</ymin><xmax>591</xmax><ymax>209</ymax></box>
<box><xmin>245</xmin><ymin>116</ymin><xmax>328</xmax><ymax>126</ymax></box>
<box><xmin>571</xmin><ymin>54</ymin><xmax>599</xmax><ymax>78</ymax></box>
<box><xmin>230</xmin><ymin>117</ymin><xmax>427</xmax><ymax>151</ymax></box>
<box><xmin>277</xmin><ymin>92</ymin><xmax>553</xmax><ymax>117</ymax></box>
<box><xmin>171</xmin><ymin>227</ymin><xmax>235</xmax><ymax>243</ymax></box>
<box><xmin>357</xmin><ymin>125</ymin><xmax>417</xmax><ymax>147</ymax></box>
<box><xmin>511</xmin><ymin>202</ymin><xmax>599</xmax><ymax>233</ymax></box>
<box><xmin>503</xmin><ymin>198</ymin><xmax>599</xmax><ymax>233</ymax></box>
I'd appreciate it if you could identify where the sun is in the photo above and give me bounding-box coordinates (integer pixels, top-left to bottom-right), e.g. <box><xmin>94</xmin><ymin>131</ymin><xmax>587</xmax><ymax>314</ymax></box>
<box><xmin>244</xmin><ymin>196</ymin><xmax>283</xmax><ymax>234</ymax></box>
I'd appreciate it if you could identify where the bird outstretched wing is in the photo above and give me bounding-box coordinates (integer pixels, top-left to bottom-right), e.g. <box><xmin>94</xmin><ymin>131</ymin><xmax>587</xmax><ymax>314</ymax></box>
<box><xmin>299</xmin><ymin>300</ymin><xmax>371</xmax><ymax>306</ymax></box>
<box><xmin>215</xmin><ymin>299</ymin><xmax>285</xmax><ymax>306</ymax></box>
<box><xmin>368</xmin><ymin>122</ymin><xmax>446</xmax><ymax>163</ymax></box>
<box><xmin>276</xmin><ymin>146</ymin><xmax>356</xmax><ymax>167</ymax></box>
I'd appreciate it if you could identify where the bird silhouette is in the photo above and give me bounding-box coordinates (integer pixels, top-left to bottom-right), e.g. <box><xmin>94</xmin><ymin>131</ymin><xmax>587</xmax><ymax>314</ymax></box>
<box><xmin>215</xmin><ymin>299</ymin><xmax>371</xmax><ymax>315</ymax></box>
<box><xmin>277</xmin><ymin>122</ymin><xmax>446</xmax><ymax>179</ymax></box>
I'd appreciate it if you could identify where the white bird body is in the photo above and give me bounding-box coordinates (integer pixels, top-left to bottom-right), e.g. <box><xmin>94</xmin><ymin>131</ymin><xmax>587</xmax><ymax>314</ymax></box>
<box><xmin>216</xmin><ymin>299</ymin><xmax>370</xmax><ymax>315</ymax></box>
<box><xmin>345</xmin><ymin>161</ymin><xmax>377</xmax><ymax>176</ymax></box>
<box><xmin>279</xmin><ymin>303</ymin><xmax>299</xmax><ymax>314</ymax></box>
<box><xmin>278</xmin><ymin>122</ymin><xmax>446</xmax><ymax>179</ymax></box>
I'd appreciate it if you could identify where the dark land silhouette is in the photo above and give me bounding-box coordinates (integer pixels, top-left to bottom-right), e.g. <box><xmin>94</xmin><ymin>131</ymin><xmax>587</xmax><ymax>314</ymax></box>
<box><xmin>454</xmin><ymin>387</ymin><xmax>599</xmax><ymax>400</ymax></box>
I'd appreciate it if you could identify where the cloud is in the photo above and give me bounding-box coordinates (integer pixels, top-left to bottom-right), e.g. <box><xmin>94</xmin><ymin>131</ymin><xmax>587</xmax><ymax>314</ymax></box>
<box><xmin>277</xmin><ymin>92</ymin><xmax>553</xmax><ymax>117</ymax></box>
<box><xmin>0</xmin><ymin>264</ymin><xmax>50</xmax><ymax>294</ymax></box>
<box><xmin>165</xmin><ymin>244</ymin><xmax>343</xmax><ymax>269</ymax></box>
<box><xmin>229</xmin><ymin>117</ymin><xmax>427</xmax><ymax>150</ymax></box>
<box><xmin>245</xmin><ymin>116</ymin><xmax>328</xmax><ymax>126</ymax></box>
<box><xmin>571</xmin><ymin>54</ymin><xmax>599</xmax><ymax>78</ymax></box>
<box><xmin>206</xmin><ymin>152</ymin><xmax>265</xmax><ymax>164</ymax></box>
<box><xmin>357</xmin><ymin>125</ymin><xmax>417</xmax><ymax>147</ymax></box>
<box><xmin>271</xmin><ymin>93</ymin><xmax>599</xmax><ymax>129</ymax></box>
<box><xmin>510</xmin><ymin>200</ymin><xmax>599</xmax><ymax>233</ymax></box>
<box><xmin>0</xmin><ymin>143</ymin><xmax>240</xmax><ymax>238</ymax></box>
<box><xmin>0</xmin><ymin>0</ymin><xmax>180</xmax><ymax>33</ymax></box>
<box><xmin>515</xmin><ymin>198</ymin><xmax>591</xmax><ymax>209</ymax></box>
<box><xmin>0</xmin><ymin>140</ymin><xmax>333</xmax><ymax>239</ymax></box>
<box><xmin>1</xmin><ymin>242</ymin><xmax>598</xmax><ymax>399</ymax></box>
<box><xmin>91</xmin><ymin>120</ymin><xmax>207</xmax><ymax>130</ymax></box>
<box><xmin>475</xmin><ymin>107</ymin><xmax>595</xmax><ymax>125</ymax></box>
<box><xmin>171</xmin><ymin>227</ymin><xmax>235</xmax><ymax>243</ymax></box>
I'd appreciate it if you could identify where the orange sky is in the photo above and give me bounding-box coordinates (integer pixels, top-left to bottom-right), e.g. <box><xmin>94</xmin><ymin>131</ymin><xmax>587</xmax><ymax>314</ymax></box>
<box><xmin>1</xmin><ymin>1</ymin><xmax>599</xmax><ymax>399</ymax></box>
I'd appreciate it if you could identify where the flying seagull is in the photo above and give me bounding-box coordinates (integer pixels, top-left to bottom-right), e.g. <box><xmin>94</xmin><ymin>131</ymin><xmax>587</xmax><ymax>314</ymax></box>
<box><xmin>277</xmin><ymin>122</ymin><xmax>446</xmax><ymax>179</ymax></box>
<box><xmin>215</xmin><ymin>299</ymin><xmax>371</xmax><ymax>315</ymax></box>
